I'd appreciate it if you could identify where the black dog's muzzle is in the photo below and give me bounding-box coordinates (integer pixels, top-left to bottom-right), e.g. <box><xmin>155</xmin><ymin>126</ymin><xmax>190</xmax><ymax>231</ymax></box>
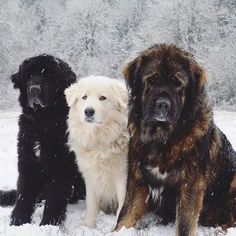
<box><xmin>27</xmin><ymin>84</ymin><xmax>45</xmax><ymax>109</ymax></box>
<box><xmin>29</xmin><ymin>85</ymin><xmax>41</xmax><ymax>96</ymax></box>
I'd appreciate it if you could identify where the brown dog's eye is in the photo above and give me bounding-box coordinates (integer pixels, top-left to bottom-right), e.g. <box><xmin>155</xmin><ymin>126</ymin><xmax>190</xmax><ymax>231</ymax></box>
<box><xmin>147</xmin><ymin>77</ymin><xmax>157</xmax><ymax>86</ymax></box>
<box><xmin>174</xmin><ymin>73</ymin><xmax>185</xmax><ymax>89</ymax></box>
<box><xmin>174</xmin><ymin>79</ymin><xmax>182</xmax><ymax>88</ymax></box>
<box><xmin>99</xmin><ymin>96</ymin><xmax>107</xmax><ymax>101</ymax></box>
<box><xmin>82</xmin><ymin>95</ymin><xmax>87</xmax><ymax>100</ymax></box>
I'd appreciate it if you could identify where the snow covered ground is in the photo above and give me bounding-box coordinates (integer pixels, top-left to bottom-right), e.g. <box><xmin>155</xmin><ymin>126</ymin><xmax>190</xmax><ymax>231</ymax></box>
<box><xmin>0</xmin><ymin>110</ymin><xmax>235</xmax><ymax>236</ymax></box>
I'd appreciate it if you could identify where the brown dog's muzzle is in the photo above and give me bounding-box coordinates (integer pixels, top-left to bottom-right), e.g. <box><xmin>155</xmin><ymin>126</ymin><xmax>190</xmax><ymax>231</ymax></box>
<box><xmin>155</xmin><ymin>97</ymin><xmax>171</xmax><ymax>122</ymax></box>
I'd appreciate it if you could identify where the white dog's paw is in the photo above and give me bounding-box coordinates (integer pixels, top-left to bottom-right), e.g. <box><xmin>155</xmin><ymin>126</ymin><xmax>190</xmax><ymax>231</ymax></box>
<box><xmin>83</xmin><ymin>216</ymin><xmax>96</xmax><ymax>228</ymax></box>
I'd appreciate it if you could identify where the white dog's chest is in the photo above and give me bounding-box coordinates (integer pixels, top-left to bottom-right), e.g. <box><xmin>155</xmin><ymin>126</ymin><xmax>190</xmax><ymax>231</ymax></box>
<box><xmin>82</xmin><ymin>154</ymin><xmax>126</xmax><ymax>207</ymax></box>
<box><xmin>90</xmin><ymin>165</ymin><xmax>117</xmax><ymax>195</ymax></box>
<box><xmin>79</xmin><ymin>149</ymin><xmax>126</xmax><ymax>182</ymax></box>
<box><xmin>77</xmin><ymin>149</ymin><xmax>124</xmax><ymax>170</ymax></box>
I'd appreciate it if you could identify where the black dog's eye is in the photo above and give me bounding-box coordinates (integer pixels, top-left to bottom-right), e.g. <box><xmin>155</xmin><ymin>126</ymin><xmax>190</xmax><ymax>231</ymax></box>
<box><xmin>82</xmin><ymin>95</ymin><xmax>87</xmax><ymax>100</ymax></box>
<box><xmin>99</xmin><ymin>96</ymin><xmax>107</xmax><ymax>101</ymax></box>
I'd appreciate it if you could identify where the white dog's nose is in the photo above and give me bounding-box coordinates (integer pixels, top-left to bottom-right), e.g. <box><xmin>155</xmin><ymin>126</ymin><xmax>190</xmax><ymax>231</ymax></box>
<box><xmin>84</xmin><ymin>107</ymin><xmax>95</xmax><ymax>117</ymax></box>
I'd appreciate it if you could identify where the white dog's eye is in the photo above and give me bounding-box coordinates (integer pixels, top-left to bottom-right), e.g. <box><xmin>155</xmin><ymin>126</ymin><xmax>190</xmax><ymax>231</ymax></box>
<box><xmin>82</xmin><ymin>95</ymin><xmax>87</xmax><ymax>100</ymax></box>
<box><xmin>99</xmin><ymin>96</ymin><xmax>107</xmax><ymax>101</ymax></box>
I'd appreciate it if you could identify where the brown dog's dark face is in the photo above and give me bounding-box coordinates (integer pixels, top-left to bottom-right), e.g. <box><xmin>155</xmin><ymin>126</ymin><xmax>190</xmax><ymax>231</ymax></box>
<box><xmin>124</xmin><ymin>44</ymin><xmax>206</xmax><ymax>144</ymax></box>
<box><xmin>140</xmin><ymin>55</ymin><xmax>190</xmax><ymax>143</ymax></box>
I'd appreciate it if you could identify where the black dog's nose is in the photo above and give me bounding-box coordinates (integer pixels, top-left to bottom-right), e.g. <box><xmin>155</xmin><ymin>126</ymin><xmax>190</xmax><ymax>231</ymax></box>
<box><xmin>84</xmin><ymin>107</ymin><xmax>95</xmax><ymax>117</ymax></box>
<box><xmin>30</xmin><ymin>85</ymin><xmax>41</xmax><ymax>95</ymax></box>
<box><xmin>156</xmin><ymin>98</ymin><xmax>171</xmax><ymax>115</ymax></box>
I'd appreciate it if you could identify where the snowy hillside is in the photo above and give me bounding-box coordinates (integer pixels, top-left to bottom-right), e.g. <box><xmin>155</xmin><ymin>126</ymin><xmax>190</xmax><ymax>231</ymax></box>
<box><xmin>0</xmin><ymin>0</ymin><xmax>236</xmax><ymax>110</ymax></box>
<box><xmin>0</xmin><ymin>110</ymin><xmax>235</xmax><ymax>236</ymax></box>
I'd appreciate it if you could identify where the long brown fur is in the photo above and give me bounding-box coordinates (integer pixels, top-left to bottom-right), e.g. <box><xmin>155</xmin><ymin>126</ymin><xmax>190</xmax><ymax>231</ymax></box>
<box><xmin>115</xmin><ymin>44</ymin><xmax>236</xmax><ymax>235</ymax></box>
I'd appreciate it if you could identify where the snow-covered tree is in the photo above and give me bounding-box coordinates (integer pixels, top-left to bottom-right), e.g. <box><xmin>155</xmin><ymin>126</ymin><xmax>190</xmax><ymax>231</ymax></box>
<box><xmin>0</xmin><ymin>0</ymin><xmax>235</xmax><ymax>109</ymax></box>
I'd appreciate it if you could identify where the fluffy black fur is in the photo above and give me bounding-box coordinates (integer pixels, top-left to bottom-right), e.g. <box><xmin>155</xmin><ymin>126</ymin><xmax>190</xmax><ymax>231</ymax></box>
<box><xmin>0</xmin><ymin>190</ymin><xmax>17</xmax><ymax>206</ymax></box>
<box><xmin>0</xmin><ymin>54</ymin><xmax>85</xmax><ymax>226</ymax></box>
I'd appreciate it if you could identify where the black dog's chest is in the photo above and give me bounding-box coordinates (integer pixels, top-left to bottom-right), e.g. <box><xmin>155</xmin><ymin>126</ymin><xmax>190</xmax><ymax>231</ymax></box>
<box><xmin>35</xmin><ymin>119</ymin><xmax>65</xmax><ymax>135</ymax></box>
<box><xmin>33</xmin><ymin>141</ymin><xmax>41</xmax><ymax>159</ymax></box>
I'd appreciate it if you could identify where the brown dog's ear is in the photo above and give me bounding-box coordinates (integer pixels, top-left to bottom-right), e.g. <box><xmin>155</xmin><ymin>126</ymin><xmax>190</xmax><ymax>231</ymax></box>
<box><xmin>11</xmin><ymin>73</ymin><xmax>20</xmax><ymax>89</ymax></box>
<box><xmin>190</xmin><ymin>61</ymin><xmax>207</xmax><ymax>90</ymax></box>
<box><xmin>123</xmin><ymin>56</ymin><xmax>142</xmax><ymax>92</ymax></box>
<box><xmin>64</xmin><ymin>84</ymin><xmax>78</xmax><ymax>107</ymax></box>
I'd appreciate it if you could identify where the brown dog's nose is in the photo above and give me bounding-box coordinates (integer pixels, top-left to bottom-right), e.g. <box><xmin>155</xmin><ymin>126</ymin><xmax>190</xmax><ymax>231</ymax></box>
<box><xmin>156</xmin><ymin>98</ymin><xmax>171</xmax><ymax>115</ymax></box>
<box><xmin>84</xmin><ymin>107</ymin><xmax>95</xmax><ymax>117</ymax></box>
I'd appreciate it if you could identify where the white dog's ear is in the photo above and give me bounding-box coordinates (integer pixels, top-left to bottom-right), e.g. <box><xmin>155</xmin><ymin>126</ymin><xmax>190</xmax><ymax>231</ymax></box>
<box><xmin>65</xmin><ymin>84</ymin><xmax>78</xmax><ymax>107</ymax></box>
<box><xmin>111</xmin><ymin>80</ymin><xmax>128</xmax><ymax>111</ymax></box>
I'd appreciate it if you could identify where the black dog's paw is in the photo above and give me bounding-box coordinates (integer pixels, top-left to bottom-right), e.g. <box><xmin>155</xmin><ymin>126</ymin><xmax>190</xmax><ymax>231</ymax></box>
<box><xmin>40</xmin><ymin>215</ymin><xmax>64</xmax><ymax>226</ymax></box>
<box><xmin>10</xmin><ymin>215</ymin><xmax>31</xmax><ymax>226</ymax></box>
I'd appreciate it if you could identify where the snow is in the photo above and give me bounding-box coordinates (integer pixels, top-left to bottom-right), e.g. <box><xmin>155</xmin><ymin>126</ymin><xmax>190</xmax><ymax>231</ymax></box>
<box><xmin>0</xmin><ymin>110</ymin><xmax>235</xmax><ymax>236</ymax></box>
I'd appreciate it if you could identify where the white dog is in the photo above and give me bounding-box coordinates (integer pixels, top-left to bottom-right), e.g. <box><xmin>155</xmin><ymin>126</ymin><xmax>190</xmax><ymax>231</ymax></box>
<box><xmin>65</xmin><ymin>76</ymin><xmax>129</xmax><ymax>228</ymax></box>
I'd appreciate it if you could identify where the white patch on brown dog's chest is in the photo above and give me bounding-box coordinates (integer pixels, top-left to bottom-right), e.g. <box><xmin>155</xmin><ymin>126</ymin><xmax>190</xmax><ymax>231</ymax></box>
<box><xmin>145</xmin><ymin>166</ymin><xmax>170</xmax><ymax>204</ymax></box>
<box><xmin>149</xmin><ymin>185</ymin><xmax>164</xmax><ymax>204</ymax></box>
<box><xmin>146</xmin><ymin>165</ymin><xmax>169</xmax><ymax>180</ymax></box>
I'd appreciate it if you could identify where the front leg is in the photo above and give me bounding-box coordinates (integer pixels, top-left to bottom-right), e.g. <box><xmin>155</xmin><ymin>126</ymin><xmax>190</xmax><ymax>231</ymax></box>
<box><xmin>114</xmin><ymin>160</ymin><xmax>149</xmax><ymax>231</ymax></box>
<box><xmin>11</xmin><ymin>169</ymin><xmax>41</xmax><ymax>225</ymax></box>
<box><xmin>115</xmin><ymin>172</ymin><xmax>127</xmax><ymax>219</ymax></box>
<box><xmin>40</xmin><ymin>176</ymin><xmax>72</xmax><ymax>225</ymax></box>
<box><xmin>176</xmin><ymin>176</ymin><xmax>206</xmax><ymax>236</ymax></box>
<box><xmin>84</xmin><ymin>177</ymin><xmax>100</xmax><ymax>228</ymax></box>
<box><xmin>11</xmin><ymin>118</ymin><xmax>41</xmax><ymax>225</ymax></box>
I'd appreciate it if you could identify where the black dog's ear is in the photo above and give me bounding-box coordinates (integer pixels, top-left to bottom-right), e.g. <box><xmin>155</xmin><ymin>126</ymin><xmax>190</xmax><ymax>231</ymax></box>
<box><xmin>66</xmin><ymin>70</ymin><xmax>77</xmax><ymax>87</ymax></box>
<box><xmin>123</xmin><ymin>56</ymin><xmax>142</xmax><ymax>97</ymax></box>
<box><xmin>60</xmin><ymin>61</ymin><xmax>77</xmax><ymax>88</ymax></box>
<box><xmin>11</xmin><ymin>73</ymin><xmax>20</xmax><ymax>89</ymax></box>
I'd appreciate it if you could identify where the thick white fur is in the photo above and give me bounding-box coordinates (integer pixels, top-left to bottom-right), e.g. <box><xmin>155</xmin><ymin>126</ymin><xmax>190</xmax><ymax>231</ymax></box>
<box><xmin>65</xmin><ymin>76</ymin><xmax>129</xmax><ymax>228</ymax></box>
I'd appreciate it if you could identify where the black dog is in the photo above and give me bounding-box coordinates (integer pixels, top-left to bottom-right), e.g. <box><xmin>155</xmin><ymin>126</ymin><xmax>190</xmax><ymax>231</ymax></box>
<box><xmin>0</xmin><ymin>54</ymin><xmax>85</xmax><ymax>226</ymax></box>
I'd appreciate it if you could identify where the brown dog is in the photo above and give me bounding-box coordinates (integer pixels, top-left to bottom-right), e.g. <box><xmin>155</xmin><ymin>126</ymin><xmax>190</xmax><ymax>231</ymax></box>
<box><xmin>115</xmin><ymin>44</ymin><xmax>236</xmax><ymax>236</ymax></box>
